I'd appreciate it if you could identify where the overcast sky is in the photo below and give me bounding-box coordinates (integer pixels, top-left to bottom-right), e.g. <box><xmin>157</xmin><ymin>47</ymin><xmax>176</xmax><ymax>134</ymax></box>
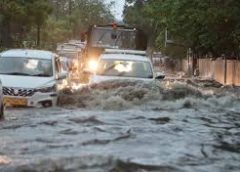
<box><xmin>105</xmin><ymin>0</ymin><xmax>125</xmax><ymax>20</ymax></box>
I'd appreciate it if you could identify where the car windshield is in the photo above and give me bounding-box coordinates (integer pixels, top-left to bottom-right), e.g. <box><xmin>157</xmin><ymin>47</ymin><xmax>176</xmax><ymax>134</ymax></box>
<box><xmin>0</xmin><ymin>57</ymin><xmax>53</xmax><ymax>77</ymax></box>
<box><xmin>91</xmin><ymin>27</ymin><xmax>137</xmax><ymax>49</ymax></box>
<box><xmin>96</xmin><ymin>59</ymin><xmax>153</xmax><ymax>78</ymax></box>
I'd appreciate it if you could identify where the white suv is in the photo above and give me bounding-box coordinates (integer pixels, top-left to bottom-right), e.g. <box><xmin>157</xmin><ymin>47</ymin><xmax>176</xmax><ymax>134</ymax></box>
<box><xmin>87</xmin><ymin>49</ymin><xmax>165</xmax><ymax>84</ymax></box>
<box><xmin>0</xmin><ymin>49</ymin><xmax>67</xmax><ymax>107</ymax></box>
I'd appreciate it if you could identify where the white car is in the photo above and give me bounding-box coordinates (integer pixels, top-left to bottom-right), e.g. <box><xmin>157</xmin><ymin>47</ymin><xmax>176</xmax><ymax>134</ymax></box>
<box><xmin>0</xmin><ymin>49</ymin><xmax>67</xmax><ymax>107</ymax></box>
<box><xmin>87</xmin><ymin>49</ymin><xmax>165</xmax><ymax>84</ymax></box>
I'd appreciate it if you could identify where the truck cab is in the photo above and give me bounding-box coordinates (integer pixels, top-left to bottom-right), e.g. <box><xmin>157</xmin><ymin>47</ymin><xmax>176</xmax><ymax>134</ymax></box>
<box><xmin>80</xmin><ymin>23</ymin><xmax>148</xmax><ymax>82</ymax></box>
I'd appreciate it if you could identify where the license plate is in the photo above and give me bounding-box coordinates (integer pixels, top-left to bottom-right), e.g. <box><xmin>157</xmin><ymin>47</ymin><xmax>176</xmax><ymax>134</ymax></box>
<box><xmin>4</xmin><ymin>97</ymin><xmax>27</xmax><ymax>106</ymax></box>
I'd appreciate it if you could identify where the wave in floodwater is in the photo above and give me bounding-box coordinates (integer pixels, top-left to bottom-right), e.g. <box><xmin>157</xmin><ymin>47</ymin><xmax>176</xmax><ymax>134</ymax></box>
<box><xmin>1</xmin><ymin>79</ymin><xmax>240</xmax><ymax>172</ymax></box>
<box><xmin>1</xmin><ymin>152</ymin><xmax>240</xmax><ymax>172</ymax></box>
<box><xmin>0</xmin><ymin>155</ymin><xmax>181</xmax><ymax>172</ymax></box>
<box><xmin>58</xmin><ymin>79</ymin><xmax>240</xmax><ymax>112</ymax></box>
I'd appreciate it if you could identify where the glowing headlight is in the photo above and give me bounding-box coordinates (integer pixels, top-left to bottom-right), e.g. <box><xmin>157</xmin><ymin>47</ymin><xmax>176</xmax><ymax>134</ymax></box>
<box><xmin>87</xmin><ymin>59</ymin><xmax>98</xmax><ymax>72</ymax></box>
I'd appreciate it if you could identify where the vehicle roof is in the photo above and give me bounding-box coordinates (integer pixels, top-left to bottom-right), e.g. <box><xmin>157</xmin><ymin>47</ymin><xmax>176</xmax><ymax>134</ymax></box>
<box><xmin>56</xmin><ymin>43</ymin><xmax>83</xmax><ymax>52</ymax></box>
<box><xmin>104</xmin><ymin>49</ymin><xmax>146</xmax><ymax>56</ymax></box>
<box><xmin>91</xmin><ymin>24</ymin><xmax>136</xmax><ymax>30</ymax></box>
<box><xmin>100</xmin><ymin>53</ymin><xmax>151</xmax><ymax>62</ymax></box>
<box><xmin>0</xmin><ymin>49</ymin><xmax>55</xmax><ymax>59</ymax></box>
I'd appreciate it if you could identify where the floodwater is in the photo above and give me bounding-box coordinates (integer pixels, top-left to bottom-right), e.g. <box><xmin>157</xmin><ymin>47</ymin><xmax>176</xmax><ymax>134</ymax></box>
<box><xmin>0</xmin><ymin>80</ymin><xmax>240</xmax><ymax>172</ymax></box>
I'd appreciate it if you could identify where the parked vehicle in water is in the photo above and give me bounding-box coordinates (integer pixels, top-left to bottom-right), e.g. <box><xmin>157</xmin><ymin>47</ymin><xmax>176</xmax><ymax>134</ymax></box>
<box><xmin>85</xmin><ymin>49</ymin><xmax>165</xmax><ymax>84</ymax></box>
<box><xmin>0</xmin><ymin>49</ymin><xmax>67</xmax><ymax>107</ymax></box>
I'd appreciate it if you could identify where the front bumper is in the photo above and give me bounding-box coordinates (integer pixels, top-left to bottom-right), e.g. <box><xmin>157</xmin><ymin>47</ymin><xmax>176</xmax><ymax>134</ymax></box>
<box><xmin>3</xmin><ymin>91</ymin><xmax>58</xmax><ymax>107</ymax></box>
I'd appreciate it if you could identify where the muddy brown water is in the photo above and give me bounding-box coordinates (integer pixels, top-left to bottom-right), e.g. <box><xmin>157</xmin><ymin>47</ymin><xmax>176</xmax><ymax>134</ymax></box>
<box><xmin>0</xmin><ymin>80</ymin><xmax>240</xmax><ymax>172</ymax></box>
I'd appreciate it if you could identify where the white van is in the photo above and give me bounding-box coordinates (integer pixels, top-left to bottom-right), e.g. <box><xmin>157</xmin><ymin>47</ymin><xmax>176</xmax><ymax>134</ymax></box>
<box><xmin>0</xmin><ymin>49</ymin><xmax>67</xmax><ymax>107</ymax></box>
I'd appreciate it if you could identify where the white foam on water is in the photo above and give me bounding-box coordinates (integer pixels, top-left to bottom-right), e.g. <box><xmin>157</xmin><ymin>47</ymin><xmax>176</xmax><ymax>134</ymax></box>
<box><xmin>58</xmin><ymin>80</ymin><xmax>240</xmax><ymax>112</ymax></box>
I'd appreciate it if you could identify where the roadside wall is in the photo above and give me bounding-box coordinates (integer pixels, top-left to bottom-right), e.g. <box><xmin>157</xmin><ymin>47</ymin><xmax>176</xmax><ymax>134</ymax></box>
<box><xmin>182</xmin><ymin>60</ymin><xmax>188</xmax><ymax>73</ymax></box>
<box><xmin>197</xmin><ymin>58</ymin><xmax>240</xmax><ymax>86</ymax></box>
<box><xmin>152</xmin><ymin>53</ymin><xmax>240</xmax><ymax>86</ymax></box>
<box><xmin>198</xmin><ymin>59</ymin><xmax>213</xmax><ymax>78</ymax></box>
<box><xmin>214</xmin><ymin>59</ymin><xmax>225</xmax><ymax>84</ymax></box>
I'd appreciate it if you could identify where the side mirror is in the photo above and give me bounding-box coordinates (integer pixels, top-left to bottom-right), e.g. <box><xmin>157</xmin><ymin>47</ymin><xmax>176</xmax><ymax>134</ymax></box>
<box><xmin>155</xmin><ymin>72</ymin><xmax>165</xmax><ymax>80</ymax></box>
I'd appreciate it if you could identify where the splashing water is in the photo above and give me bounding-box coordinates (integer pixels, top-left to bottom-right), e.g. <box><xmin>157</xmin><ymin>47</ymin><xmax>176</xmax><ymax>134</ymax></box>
<box><xmin>1</xmin><ymin>79</ymin><xmax>240</xmax><ymax>172</ymax></box>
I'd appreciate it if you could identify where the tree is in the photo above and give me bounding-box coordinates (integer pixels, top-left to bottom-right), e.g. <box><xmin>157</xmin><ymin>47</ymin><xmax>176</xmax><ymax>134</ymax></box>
<box><xmin>123</xmin><ymin>0</ymin><xmax>240</xmax><ymax>58</ymax></box>
<box><xmin>0</xmin><ymin>0</ymin><xmax>51</xmax><ymax>48</ymax></box>
<box><xmin>27</xmin><ymin>0</ymin><xmax>52</xmax><ymax>47</ymax></box>
<box><xmin>46</xmin><ymin>0</ymin><xmax>114</xmax><ymax>43</ymax></box>
<box><xmin>0</xmin><ymin>0</ymin><xmax>114</xmax><ymax>50</ymax></box>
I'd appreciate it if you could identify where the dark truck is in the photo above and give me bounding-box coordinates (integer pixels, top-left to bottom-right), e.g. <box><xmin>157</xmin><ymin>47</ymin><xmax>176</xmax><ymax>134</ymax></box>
<box><xmin>79</xmin><ymin>23</ymin><xmax>148</xmax><ymax>82</ymax></box>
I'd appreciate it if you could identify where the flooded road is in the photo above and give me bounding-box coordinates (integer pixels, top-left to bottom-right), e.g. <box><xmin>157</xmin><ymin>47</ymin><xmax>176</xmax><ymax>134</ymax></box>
<box><xmin>0</xmin><ymin>80</ymin><xmax>240</xmax><ymax>172</ymax></box>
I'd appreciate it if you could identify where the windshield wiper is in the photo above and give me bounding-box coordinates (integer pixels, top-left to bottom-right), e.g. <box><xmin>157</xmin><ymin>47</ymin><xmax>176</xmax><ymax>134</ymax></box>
<box><xmin>98</xmin><ymin>64</ymin><xmax>117</xmax><ymax>75</ymax></box>
<box><xmin>0</xmin><ymin>72</ymin><xmax>31</xmax><ymax>76</ymax></box>
<box><xmin>30</xmin><ymin>73</ymin><xmax>51</xmax><ymax>77</ymax></box>
<box><xmin>103</xmin><ymin>64</ymin><xmax>117</xmax><ymax>73</ymax></box>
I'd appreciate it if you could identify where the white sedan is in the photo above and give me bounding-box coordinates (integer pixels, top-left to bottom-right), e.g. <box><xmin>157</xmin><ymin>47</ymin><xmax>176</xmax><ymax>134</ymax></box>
<box><xmin>86</xmin><ymin>49</ymin><xmax>165</xmax><ymax>84</ymax></box>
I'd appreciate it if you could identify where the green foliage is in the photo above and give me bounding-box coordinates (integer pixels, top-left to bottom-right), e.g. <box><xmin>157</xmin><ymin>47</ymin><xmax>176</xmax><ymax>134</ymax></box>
<box><xmin>0</xmin><ymin>0</ymin><xmax>114</xmax><ymax>50</ymax></box>
<box><xmin>123</xmin><ymin>0</ymin><xmax>240</xmax><ymax>58</ymax></box>
<box><xmin>40</xmin><ymin>18</ymin><xmax>72</xmax><ymax>50</ymax></box>
<box><xmin>0</xmin><ymin>0</ymin><xmax>52</xmax><ymax>48</ymax></box>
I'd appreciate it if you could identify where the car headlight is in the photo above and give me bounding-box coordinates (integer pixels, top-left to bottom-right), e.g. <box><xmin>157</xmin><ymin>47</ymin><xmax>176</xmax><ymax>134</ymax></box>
<box><xmin>37</xmin><ymin>85</ymin><xmax>56</xmax><ymax>93</ymax></box>
<box><xmin>87</xmin><ymin>59</ymin><xmax>98</xmax><ymax>72</ymax></box>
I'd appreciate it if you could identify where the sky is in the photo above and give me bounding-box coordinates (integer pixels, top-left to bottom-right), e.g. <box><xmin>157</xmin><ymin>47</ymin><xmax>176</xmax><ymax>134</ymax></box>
<box><xmin>105</xmin><ymin>0</ymin><xmax>125</xmax><ymax>20</ymax></box>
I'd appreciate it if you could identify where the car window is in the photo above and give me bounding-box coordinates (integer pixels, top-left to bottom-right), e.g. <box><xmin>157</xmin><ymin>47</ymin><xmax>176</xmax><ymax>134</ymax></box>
<box><xmin>97</xmin><ymin>59</ymin><xmax>153</xmax><ymax>78</ymax></box>
<box><xmin>0</xmin><ymin>57</ymin><xmax>53</xmax><ymax>77</ymax></box>
<box><xmin>91</xmin><ymin>27</ymin><xmax>137</xmax><ymax>49</ymax></box>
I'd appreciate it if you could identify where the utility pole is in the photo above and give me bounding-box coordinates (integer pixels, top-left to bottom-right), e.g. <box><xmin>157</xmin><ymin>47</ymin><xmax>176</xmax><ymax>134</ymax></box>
<box><xmin>56</xmin><ymin>0</ymin><xmax>59</xmax><ymax>21</ymax></box>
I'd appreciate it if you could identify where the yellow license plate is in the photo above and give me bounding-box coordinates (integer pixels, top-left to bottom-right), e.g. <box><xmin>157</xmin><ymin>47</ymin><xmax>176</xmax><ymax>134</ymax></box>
<box><xmin>4</xmin><ymin>97</ymin><xmax>27</xmax><ymax>106</ymax></box>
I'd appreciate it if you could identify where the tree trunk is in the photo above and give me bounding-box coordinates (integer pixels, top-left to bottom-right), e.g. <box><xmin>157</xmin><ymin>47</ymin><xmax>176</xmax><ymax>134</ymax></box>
<box><xmin>56</xmin><ymin>0</ymin><xmax>59</xmax><ymax>20</ymax></box>
<box><xmin>69</xmin><ymin>0</ymin><xmax>72</xmax><ymax>15</ymax></box>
